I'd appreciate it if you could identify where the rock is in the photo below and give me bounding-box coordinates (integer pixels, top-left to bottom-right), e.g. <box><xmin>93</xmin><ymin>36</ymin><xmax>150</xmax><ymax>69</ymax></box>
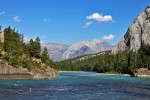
<box><xmin>31</xmin><ymin>67</ymin><xmax>59</xmax><ymax>79</ymax></box>
<box><xmin>112</xmin><ymin>5</ymin><xmax>150</xmax><ymax>53</ymax></box>
<box><xmin>0</xmin><ymin>61</ymin><xmax>59</xmax><ymax>79</ymax></box>
<box><xmin>0</xmin><ymin>62</ymin><xmax>28</xmax><ymax>74</ymax></box>
<box><xmin>134</xmin><ymin>68</ymin><xmax>150</xmax><ymax>78</ymax></box>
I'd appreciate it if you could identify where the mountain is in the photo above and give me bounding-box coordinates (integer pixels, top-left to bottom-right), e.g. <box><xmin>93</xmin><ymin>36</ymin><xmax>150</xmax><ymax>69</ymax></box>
<box><xmin>42</xmin><ymin>40</ymin><xmax>113</xmax><ymax>61</ymax></box>
<box><xmin>41</xmin><ymin>43</ymin><xmax>70</xmax><ymax>61</ymax></box>
<box><xmin>112</xmin><ymin>5</ymin><xmax>150</xmax><ymax>53</ymax></box>
<box><xmin>62</xmin><ymin>40</ymin><xmax>113</xmax><ymax>60</ymax></box>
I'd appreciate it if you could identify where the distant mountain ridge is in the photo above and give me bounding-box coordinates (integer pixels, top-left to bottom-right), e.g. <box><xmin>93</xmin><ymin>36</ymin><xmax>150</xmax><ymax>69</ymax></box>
<box><xmin>62</xmin><ymin>40</ymin><xmax>113</xmax><ymax>60</ymax></box>
<box><xmin>41</xmin><ymin>43</ymin><xmax>70</xmax><ymax>61</ymax></box>
<box><xmin>42</xmin><ymin>40</ymin><xmax>113</xmax><ymax>61</ymax></box>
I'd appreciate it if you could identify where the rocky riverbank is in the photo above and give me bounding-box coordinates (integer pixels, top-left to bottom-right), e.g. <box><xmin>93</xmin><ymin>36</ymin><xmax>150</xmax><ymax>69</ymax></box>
<box><xmin>134</xmin><ymin>68</ymin><xmax>150</xmax><ymax>78</ymax></box>
<box><xmin>0</xmin><ymin>62</ymin><xmax>59</xmax><ymax>79</ymax></box>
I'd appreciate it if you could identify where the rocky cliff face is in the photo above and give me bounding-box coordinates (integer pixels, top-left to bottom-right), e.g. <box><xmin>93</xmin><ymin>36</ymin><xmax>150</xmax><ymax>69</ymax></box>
<box><xmin>112</xmin><ymin>5</ymin><xmax>150</xmax><ymax>53</ymax></box>
<box><xmin>0</xmin><ymin>61</ymin><xmax>59</xmax><ymax>79</ymax></box>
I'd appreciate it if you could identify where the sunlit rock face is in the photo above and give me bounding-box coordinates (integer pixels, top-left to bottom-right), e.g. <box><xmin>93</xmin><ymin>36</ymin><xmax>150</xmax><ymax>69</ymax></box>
<box><xmin>62</xmin><ymin>40</ymin><xmax>113</xmax><ymax>60</ymax></box>
<box><xmin>112</xmin><ymin>5</ymin><xmax>150</xmax><ymax>53</ymax></box>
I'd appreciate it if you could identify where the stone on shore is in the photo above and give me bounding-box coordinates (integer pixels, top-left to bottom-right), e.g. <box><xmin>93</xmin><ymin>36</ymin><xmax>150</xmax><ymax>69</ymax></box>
<box><xmin>134</xmin><ymin>68</ymin><xmax>150</xmax><ymax>78</ymax></box>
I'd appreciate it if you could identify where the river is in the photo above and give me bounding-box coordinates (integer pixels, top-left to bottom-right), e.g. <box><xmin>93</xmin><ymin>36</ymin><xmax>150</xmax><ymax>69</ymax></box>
<box><xmin>0</xmin><ymin>71</ymin><xmax>150</xmax><ymax>100</ymax></box>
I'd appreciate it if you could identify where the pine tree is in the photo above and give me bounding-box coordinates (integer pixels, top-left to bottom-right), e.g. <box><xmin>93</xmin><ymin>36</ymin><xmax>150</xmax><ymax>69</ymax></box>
<box><xmin>28</xmin><ymin>39</ymin><xmax>34</xmax><ymax>57</ymax></box>
<box><xmin>35</xmin><ymin>37</ymin><xmax>41</xmax><ymax>58</ymax></box>
<box><xmin>41</xmin><ymin>47</ymin><xmax>50</xmax><ymax>64</ymax></box>
<box><xmin>28</xmin><ymin>37</ymin><xmax>41</xmax><ymax>58</ymax></box>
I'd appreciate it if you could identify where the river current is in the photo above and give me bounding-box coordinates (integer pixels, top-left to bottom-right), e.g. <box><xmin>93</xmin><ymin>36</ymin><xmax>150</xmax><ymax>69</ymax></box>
<box><xmin>0</xmin><ymin>71</ymin><xmax>150</xmax><ymax>100</ymax></box>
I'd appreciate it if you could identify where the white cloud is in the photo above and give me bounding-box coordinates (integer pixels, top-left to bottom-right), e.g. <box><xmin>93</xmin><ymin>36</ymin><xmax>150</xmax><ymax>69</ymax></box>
<box><xmin>103</xmin><ymin>34</ymin><xmax>115</xmax><ymax>40</ymax></box>
<box><xmin>86</xmin><ymin>12</ymin><xmax>112</xmax><ymax>23</ymax></box>
<box><xmin>83</xmin><ymin>21</ymin><xmax>92</xmax><ymax>28</ymax></box>
<box><xmin>13</xmin><ymin>16</ymin><xmax>21</xmax><ymax>22</ymax></box>
<box><xmin>43</xmin><ymin>18</ymin><xmax>48</xmax><ymax>22</ymax></box>
<box><xmin>0</xmin><ymin>11</ymin><xmax>5</xmax><ymax>15</ymax></box>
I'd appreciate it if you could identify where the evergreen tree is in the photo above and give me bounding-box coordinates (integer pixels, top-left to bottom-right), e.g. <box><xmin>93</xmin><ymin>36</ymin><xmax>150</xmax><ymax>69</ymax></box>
<box><xmin>28</xmin><ymin>39</ymin><xmax>34</xmax><ymax>57</ymax></box>
<box><xmin>34</xmin><ymin>37</ymin><xmax>41</xmax><ymax>58</ymax></box>
<box><xmin>28</xmin><ymin>37</ymin><xmax>41</xmax><ymax>58</ymax></box>
<box><xmin>41</xmin><ymin>47</ymin><xmax>50</xmax><ymax>64</ymax></box>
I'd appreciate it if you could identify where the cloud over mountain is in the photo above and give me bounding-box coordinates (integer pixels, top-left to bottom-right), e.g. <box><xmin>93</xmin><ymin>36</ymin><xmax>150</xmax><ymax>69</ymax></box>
<box><xmin>103</xmin><ymin>34</ymin><xmax>115</xmax><ymax>40</ymax></box>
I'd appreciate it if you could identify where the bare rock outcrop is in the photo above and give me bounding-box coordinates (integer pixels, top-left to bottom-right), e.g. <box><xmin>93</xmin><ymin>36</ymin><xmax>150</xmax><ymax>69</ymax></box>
<box><xmin>31</xmin><ymin>67</ymin><xmax>59</xmax><ymax>79</ymax></box>
<box><xmin>134</xmin><ymin>68</ymin><xmax>150</xmax><ymax>78</ymax></box>
<box><xmin>0</xmin><ymin>61</ymin><xmax>59</xmax><ymax>79</ymax></box>
<box><xmin>112</xmin><ymin>5</ymin><xmax>150</xmax><ymax>53</ymax></box>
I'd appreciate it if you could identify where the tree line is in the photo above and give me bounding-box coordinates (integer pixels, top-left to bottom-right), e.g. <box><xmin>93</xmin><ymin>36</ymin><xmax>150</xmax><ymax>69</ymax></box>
<box><xmin>0</xmin><ymin>26</ymin><xmax>52</xmax><ymax>70</ymax></box>
<box><xmin>53</xmin><ymin>42</ymin><xmax>150</xmax><ymax>75</ymax></box>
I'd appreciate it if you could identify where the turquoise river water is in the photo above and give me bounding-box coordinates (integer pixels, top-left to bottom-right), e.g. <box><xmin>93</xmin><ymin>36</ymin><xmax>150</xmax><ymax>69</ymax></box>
<box><xmin>0</xmin><ymin>71</ymin><xmax>150</xmax><ymax>100</ymax></box>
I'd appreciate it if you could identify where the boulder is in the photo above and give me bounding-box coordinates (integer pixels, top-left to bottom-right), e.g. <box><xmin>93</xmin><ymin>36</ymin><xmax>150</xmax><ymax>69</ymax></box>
<box><xmin>134</xmin><ymin>68</ymin><xmax>150</xmax><ymax>78</ymax></box>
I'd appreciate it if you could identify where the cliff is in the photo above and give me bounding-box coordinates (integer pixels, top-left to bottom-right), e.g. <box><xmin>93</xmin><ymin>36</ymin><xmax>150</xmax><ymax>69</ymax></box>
<box><xmin>112</xmin><ymin>5</ymin><xmax>150</xmax><ymax>53</ymax></box>
<box><xmin>0</xmin><ymin>61</ymin><xmax>59</xmax><ymax>79</ymax></box>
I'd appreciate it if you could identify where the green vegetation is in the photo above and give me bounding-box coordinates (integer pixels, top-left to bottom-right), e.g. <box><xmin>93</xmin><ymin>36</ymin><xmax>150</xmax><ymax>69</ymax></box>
<box><xmin>0</xmin><ymin>26</ymin><xmax>52</xmax><ymax>70</ymax></box>
<box><xmin>1</xmin><ymin>26</ymin><xmax>149</xmax><ymax>76</ymax></box>
<box><xmin>41</xmin><ymin>47</ymin><xmax>52</xmax><ymax>65</ymax></box>
<box><xmin>53</xmin><ymin>42</ymin><xmax>150</xmax><ymax>75</ymax></box>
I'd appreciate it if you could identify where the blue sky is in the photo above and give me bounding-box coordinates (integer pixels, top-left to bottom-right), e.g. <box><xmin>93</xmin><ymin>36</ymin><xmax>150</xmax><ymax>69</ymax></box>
<box><xmin>0</xmin><ymin>0</ymin><xmax>150</xmax><ymax>45</ymax></box>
